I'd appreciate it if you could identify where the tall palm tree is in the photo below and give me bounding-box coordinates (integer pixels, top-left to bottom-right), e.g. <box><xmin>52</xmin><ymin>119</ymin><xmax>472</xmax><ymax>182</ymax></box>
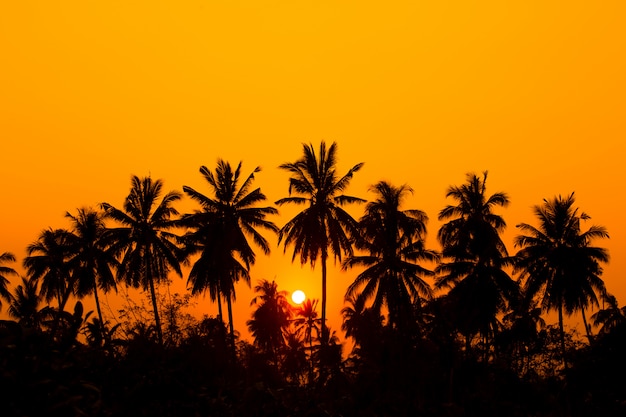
<box><xmin>182</xmin><ymin>160</ymin><xmax>278</xmax><ymax>337</ymax></box>
<box><xmin>436</xmin><ymin>172</ymin><xmax>517</xmax><ymax>352</ymax></box>
<box><xmin>276</xmin><ymin>141</ymin><xmax>364</xmax><ymax>343</ymax></box>
<box><xmin>65</xmin><ymin>207</ymin><xmax>118</xmax><ymax>337</ymax></box>
<box><xmin>24</xmin><ymin>228</ymin><xmax>77</xmax><ymax>313</ymax></box>
<box><xmin>247</xmin><ymin>279</ymin><xmax>291</xmax><ymax>356</ymax></box>
<box><xmin>514</xmin><ymin>192</ymin><xmax>609</xmax><ymax>365</ymax></box>
<box><xmin>0</xmin><ymin>251</ymin><xmax>19</xmax><ymax>309</ymax></box>
<box><xmin>101</xmin><ymin>175</ymin><xmax>184</xmax><ymax>345</ymax></box>
<box><xmin>343</xmin><ymin>181</ymin><xmax>438</xmax><ymax>329</ymax></box>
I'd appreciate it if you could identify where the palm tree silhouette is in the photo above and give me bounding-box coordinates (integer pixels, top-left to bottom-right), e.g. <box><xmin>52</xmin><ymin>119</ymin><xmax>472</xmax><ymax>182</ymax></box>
<box><xmin>293</xmin><ymin>298</ymin><xmax>321</xmax><ymax>352</ymax></box>
<box><xmin>65</xmin><ymin>207</ymin><xmax>118</xmax><ymax>339</ymax></box>
<box><xmin>24</xmin><ymin>228</ymin><xmax>77</xmax><ymax>313</ymax></box>
<box><xmin>0</xmin><ymin>251</ymin><xmax>18</xmax><ymax>309</ymax></box>
<box><xmin>293</xmin><ymin>298</ymin><xmax>322</xmax><ymax>383</ymax></box>
<box><xmin>182</xmin><ymin>161</ymin><xmax>278</xmax><ymax>337</ymax></box>
<box><xmin>276</xmin><ymin>141</ymin><xmax>364</xmax><ymax>343</ymax></box>
<box><xmin>246</xmin><ymin>279</ymin><xmax>291</xmax><ymax>357</ymax></box>
<box><xmin>515</xmin><ymin>192</ymin><xmax>609</xmax><ymax>366</ymax></box>
<box><xmin>343</xmin><ymin>181</ymin><xmax>438</xmax><ymax>330</ymax></box>
<box><xmin>591</xmin><ymin>293</ymin><xmax>626</xmax><ymax>335</ymax></box>
<box><xmin>436</xmin><ymin>172</ymin><xmax>517</xmax><ymax>353</ymax></box>
<box><xmin>341</xmin><ymin>292</ymin><xmax>384</xmax><ymax>357</ymax></box>
<box><xmin>101</xmin><ymin>175</ymin><xmax>184</xmax><ymax>345</ymax></box>
<box><xmin>7</xmin><ymin>276</ymin><xmax>42</xmax><ymax>328</ymax></box>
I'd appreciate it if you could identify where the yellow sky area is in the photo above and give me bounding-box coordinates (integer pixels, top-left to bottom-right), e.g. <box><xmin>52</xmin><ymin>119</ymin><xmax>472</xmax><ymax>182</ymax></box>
<box><xmin>1</xmin><ymin>1</ymin><xmax>625</xmax><ymax>339</ymax></box>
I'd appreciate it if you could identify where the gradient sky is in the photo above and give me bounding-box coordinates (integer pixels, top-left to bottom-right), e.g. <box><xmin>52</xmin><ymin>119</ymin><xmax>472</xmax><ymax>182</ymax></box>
<box><xmin>1</xmin><ymin>1</ymin><xmax>624</xmax><ymax>338</ymax></box>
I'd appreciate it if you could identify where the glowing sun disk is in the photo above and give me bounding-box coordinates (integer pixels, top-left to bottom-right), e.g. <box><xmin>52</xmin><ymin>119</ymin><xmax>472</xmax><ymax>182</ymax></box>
<box><xmin>292</xmin><ymin>290</ymin><xmax>306</xmax><ymax>304</ymax></box>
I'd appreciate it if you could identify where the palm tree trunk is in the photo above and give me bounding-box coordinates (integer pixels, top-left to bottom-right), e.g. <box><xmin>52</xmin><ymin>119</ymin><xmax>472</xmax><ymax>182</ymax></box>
<box><xmin>93</xmin><ymin>284</ymin><xmax>107</xmax><ymax>344</ymax></box>
<box><xmin>147</xmin><ymin>272</ymin><xmax>164</xmax><ymax>345</ymax></box>
<box><xmin>558</xmin><ymin>303</ymin><xmax>568</xmax><ymax>371</ymax></box>
<box><xmin>227</xmin><ymin>295</ymin><xmax>234</xmax><ymax>337</ymax></box>
<box><xmin>581</xmin><ymin>308</ymin><xmax>593</xmax><ymax>344</ymax></box>
<box><xmin>216</xmin><ymin>282</ymin><xmax>223</xmax><ymax>323</ymax></box>
<box><xmin>321</xmin><ymin>249</ymin><xmax>328</xmax><ymax>344</ymax></box>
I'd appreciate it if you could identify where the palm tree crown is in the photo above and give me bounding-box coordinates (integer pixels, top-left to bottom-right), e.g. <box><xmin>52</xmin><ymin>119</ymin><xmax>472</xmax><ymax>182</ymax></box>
<box><xmin>65</xmin><ymin>207</ymin><xmax>118</xmax><ymax>335</ymax></box>
<box><xmin>24</xmin><ymin>228</ymin><xmax>77</xmax><ymax>312</ymax></box>
<box><xmin>246</xmin><ymin>279</ymin><xmax>291</xmax><ymax>355</ymax></box>
<box><xmin>436</xmin><ymin>172</ymin><xmax>517</xmax><ymax>349</ymax></box>
<box><xmin>276</xmin><ymin>141</ymin><xmax>364</xmax><ymax>343</ymax></box>
<box><xmin>182</xmin><ymin>160</ymin><xmax>278</xmax><ymax>336</ymax></box>
<box><xmin>0</xmin><ymin>251</ymin><xmax>19</xmax><ymax>309</ymax></box>
<box><xmin>514</xmin><ymin>192</ymin><xmax>609</xmax><ymax>360</ymax></box>
<box><xmin>101</xmin><ymin>175</ymin><xmax>183</xmax><ymax>345</ymax></box>
<box><xmin>343</xmin><ymin>181</ymin><xmax>438</xmax><ymax>329</ymax></box>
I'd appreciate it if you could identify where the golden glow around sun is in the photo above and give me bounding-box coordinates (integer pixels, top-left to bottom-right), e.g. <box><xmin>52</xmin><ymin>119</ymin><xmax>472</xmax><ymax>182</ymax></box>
<box><xmin>291</xmin><ymin>290</ymin><xmax>306</xmax><ymax>305</ymax></box>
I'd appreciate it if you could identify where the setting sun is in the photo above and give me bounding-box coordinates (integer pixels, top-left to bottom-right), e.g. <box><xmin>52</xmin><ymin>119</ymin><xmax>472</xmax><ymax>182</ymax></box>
<box><xmin>291</xmin><ymin>290</ymin><xmax>306</xmax><ymax>305</ymax></box>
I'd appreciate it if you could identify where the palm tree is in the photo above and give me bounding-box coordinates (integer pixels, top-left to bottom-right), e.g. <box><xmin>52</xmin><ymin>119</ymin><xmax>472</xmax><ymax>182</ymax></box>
<box><xmin>65</xmin><ymin>207</ymin><xmax>118</xmax><ymax>338</ymax></box>
<box><xmin>592</xmin><ymin>293</ymin><xmax>626</xmax><ymax>335</ymax></box>
<box><xmin>24</xmin><ymin>228</ymin><xmax>77</xmax><ymax>313</ymax></box>
<box><xmin>246</xmin><ymin>279</ymin><xmax>291</xmax><ymax>356</ymax></box>
<box><xmin>343</xmin><ymin>181</ymin><xmax>438</xmax><ymax>329</ymax></box>
<box><xmin>0</xmin><ymin>251</ymin><xmax>19</xmax><ymax>309</ymax></box>
<box><xmin>341</xmin><ymin>293</ymin><xmax>384</xmax><ymax>355</ymax></box>
<box><xmin>182</xmin><ymin>160</ymin><xmax>278</xmax><ymax>337</ymax></box>
<box><xmin>436</xmin><ymin>172</ymin><xmax>517</xmax><ymax>352</ymax></box>
<box><xmin>101</xmin><ymin>175</ymin><xmax>184</xmax><ymax>345</ymax></box>
<box><xmin>7</xmin><ymin>276</ymin><xmax>42</xmax><ymax>328</ymax></box>
<box><xmin>293</xmin><ymin>298</ymin><xmax>322</xmax><ymax>352</ymax></box>
<box><xmin>514</xmin><ymin>192</ymin><xmax>609</xmax><ymax>365</ymax></box>
<box><xmin>276</xmin><ymin>141</ymin><xmax>364</xmax><ymax>343</ymax></box>
<box><xmin>293</xmin><ymin>298</ymin><xmax>322</xmax><ymax>383</ymax></box>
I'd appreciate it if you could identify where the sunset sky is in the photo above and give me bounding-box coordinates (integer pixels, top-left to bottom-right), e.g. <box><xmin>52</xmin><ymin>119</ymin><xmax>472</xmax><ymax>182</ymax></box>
<box><xmin>1</xmin><ymin>1</ymin><xmax>624</xmax><ymax>338</ymax></box>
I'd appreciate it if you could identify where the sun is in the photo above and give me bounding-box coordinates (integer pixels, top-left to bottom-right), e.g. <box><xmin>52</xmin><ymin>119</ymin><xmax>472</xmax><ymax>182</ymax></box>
<box><xmin>291</xmin><ymin>290</ymin><xmax>306</xmax><ymax>305</ymax></box>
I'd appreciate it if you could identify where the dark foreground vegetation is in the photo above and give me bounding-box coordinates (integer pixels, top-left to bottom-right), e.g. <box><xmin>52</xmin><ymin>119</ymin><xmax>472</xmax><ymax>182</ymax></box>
<box><xmin>1</xmin><ymin>302</ymin><xmax>625</xmax><ymax>417</ymax></box>
<box><xmin>1</xmin><ymin>142</ymin><xmax>624</xmax><ymax>416</ymax></box>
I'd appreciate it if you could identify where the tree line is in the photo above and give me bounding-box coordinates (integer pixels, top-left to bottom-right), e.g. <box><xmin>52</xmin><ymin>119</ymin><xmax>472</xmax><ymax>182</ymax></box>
<box><xmin>1</xmin><ymin>141</ymin><xmax>624</xmax><ymax>416</ymax></box>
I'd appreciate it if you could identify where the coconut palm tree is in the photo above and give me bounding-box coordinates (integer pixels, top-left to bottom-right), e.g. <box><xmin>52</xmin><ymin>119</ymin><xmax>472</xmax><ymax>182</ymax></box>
<box><xmin>247</xmin><ymin>279</ymin><xmax>291</xmax><ymax>356</ymax></box>
<box><xmin>182</xmin><ymin>160</ymin><xmax>278</xmax><ymax>337</ymax></box>
<box><xmin>0</xmin><ymin>251</ymin><xmax>18</xmax><ymax>309</ymax></box>
<box><xmin>65</xmin><ymin>207</ymin><xmax>118</xmax><ymax>338</ymax></box>
<box><xmin>101</xmin><ymin>175</ymin><xmax>184</xmax><ymax>345</ymax></box>
<box><xmin>293</xmin><ymin>298</ymin><xmax>321</xmax><ymax>351</ymax></box>
<box><xmin>24</xmin><ymin>228</ymin><xmax>77</xmax><ymax>313</ymax></box>
<box><xmin>343</xmin><ymin>181</ymin><xmax>438</xmax><ymax>329</ymax></box>
<box><xmin>341</xmin><ymin>293</ymin><xmax>384</xmax><ymax>357</ymax></box>
<box><xmin>514</xmin><ymin>192</ymin><xmax>609</xmax><ymax>366</ymax></box>
<box><xmin>592</xmin><ymin>293</ymin><xmax>626</xmax><ymax>335</ymax></box>
<box><xmin>436</xmin><ymin>172</ymin><xmax>517</xmax><ymax>353</ymax></box>
<box><xmin>276</xmin><ymin>141</ymin><xmax>364</xmax><ymax>343</ymax></box>
<box><xmin>7</xmin><ymin>276</ymin><xmax>42</xmax><ymax>328</ymax></box>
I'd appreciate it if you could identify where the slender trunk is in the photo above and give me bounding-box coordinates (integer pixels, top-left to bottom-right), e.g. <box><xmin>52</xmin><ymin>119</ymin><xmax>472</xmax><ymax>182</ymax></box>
<box><xmin>227</xmin><ymin>295</ymin><xmax>234</xmax><ymax>337</ymax></box>
<box><xmin>51</xmin><ymin>282</ymin><xmax>72</xmax><ymax>342</ymax></box>
<box><xmin>559</xmin><ymin>302</ymin><xmax>573</xmax><ymax>416</ymax></box>
<box><xmin>147</xmin><ymin>269</ymin><xmax>163</xmax><ymax>345</ymax></box>
<box><xmin>558</xmin><ymin>303</ymin><xmax>568</xmax><ymax>371</ymax></box>
<box><xmin>93</xmin><ymin>283</ymin><xmax>107</xmax><ymax>344</ymax></box>
<box><xmin>581</xmin><ymin>308</ymin><xmax>593</xmax><ymax>344</ymax></box>
<box><xmin>216</xmin><ymin>281</ymin><xmax>223</xmax><ymax>323</ymax></box>
<box><xmin>321</xmin><ymin>249</ymin><xmax>328</xmax><ymax>344</ymax></box>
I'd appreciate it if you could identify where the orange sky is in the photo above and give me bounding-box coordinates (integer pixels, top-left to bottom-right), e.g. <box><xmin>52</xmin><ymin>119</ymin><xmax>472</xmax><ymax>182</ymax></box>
<box><xmin>1</xmin><ymin>1</ymin><xmax>625</xmax><ymax>339</ymax></box>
